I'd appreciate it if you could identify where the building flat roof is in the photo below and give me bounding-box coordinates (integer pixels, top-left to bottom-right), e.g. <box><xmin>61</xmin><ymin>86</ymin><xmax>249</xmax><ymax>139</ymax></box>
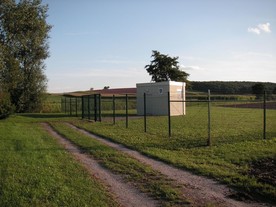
<box><xmin>63</xmin><ymin>87</ymin><xmax>136</xmax><ymax>97</ymax></box>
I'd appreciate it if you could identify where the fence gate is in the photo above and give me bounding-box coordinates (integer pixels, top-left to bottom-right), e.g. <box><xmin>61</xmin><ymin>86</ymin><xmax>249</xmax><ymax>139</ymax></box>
<box><xmin>81</xmin><ymin>94</ymin><xmax>101</xmax><ymax>121</ymax></box>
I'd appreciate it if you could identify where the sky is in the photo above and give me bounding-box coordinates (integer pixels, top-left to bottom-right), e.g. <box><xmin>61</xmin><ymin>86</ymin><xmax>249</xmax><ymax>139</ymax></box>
<box><xmin>42</xmin><ymin>0</ymin><xmax>276</xmax><ymax>93</ymax></box>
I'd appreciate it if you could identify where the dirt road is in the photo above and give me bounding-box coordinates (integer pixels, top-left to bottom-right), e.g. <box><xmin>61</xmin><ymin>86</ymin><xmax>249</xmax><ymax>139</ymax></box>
<box><xmin>42</xmin><ymin>123</ymin><xmax>158</xmax><ymax>207</ymax></box>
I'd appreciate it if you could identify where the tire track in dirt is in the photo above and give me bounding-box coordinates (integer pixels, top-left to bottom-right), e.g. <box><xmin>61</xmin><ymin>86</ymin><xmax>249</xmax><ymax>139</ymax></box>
<box><xmin>67</xmin><ymin>123</ymin><xmax>270</xmax><ymax>207</ymax></box>
<box><xmin>42</xmin><ymin>123</ymin><xmax>158</xmax><ymax>207</ymax></box>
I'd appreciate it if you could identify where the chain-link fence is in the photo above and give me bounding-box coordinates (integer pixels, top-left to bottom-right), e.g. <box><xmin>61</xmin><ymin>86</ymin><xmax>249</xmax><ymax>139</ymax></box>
<box><xmin>144</xmin><ymin>90</ymin><xmax>276</xmax><ymax>146</ymax></box>
<box><xmin>61</xmin><ymin>96</ymin><xmax>82</xmax><ymax>117</ymax></box>
<box><xmin>61</xmin><ymin>91</ymin><xmax>276</xmax><ymax>146</ymax></box>
<box><xmin>61</xmin><ymin>94</ymin><xmax>137</xmax><ymax>125</ymax></box>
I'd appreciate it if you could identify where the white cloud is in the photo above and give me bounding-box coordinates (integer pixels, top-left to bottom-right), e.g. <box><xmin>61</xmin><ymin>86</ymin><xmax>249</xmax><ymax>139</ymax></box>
<box><xmin>180</xmin><ymin>65</ymin><xmax>204</xmax><ymax>71</ymax></box>
<box><xmin>248</xmin><ymin>22</ymin><xmax>271</xmax><ymax>35</ymax></box>
<box><xmin>233</xmin><ymin>51</ymin><xmax>273</xmax><ymax>60</ymax></box>
<box><xmin>258</xmin><ymin>23</ymin><xmax>271</xmax><ymax>33</ymax></box>
<box><xmin>248</xmin><ymin>27</ymin><xmax>260</xmax><ymax>35</ymax></box>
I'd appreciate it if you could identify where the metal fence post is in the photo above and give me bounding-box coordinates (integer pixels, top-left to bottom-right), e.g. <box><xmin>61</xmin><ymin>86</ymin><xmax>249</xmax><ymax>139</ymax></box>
<box><xmin>81</xmin><ymin>96</ymin><xmax>84</xmax><ymax>119</ymax></box>
<box><xmin>94</xmin><ymin>94</ymin><xmax>97</xmax><ymax>122</ymax></box>
<box><xmin>126</xmin><ymin>94</ymin><xmax>128</xmax><ymax>128</ymax></box>
<box><xmin>113</xmin><ymin>95</ymin><xmax>116</xmax><ymax>125</ymax></box>
<box><xmin>263</xmin><ymin>90</ymin><xmax>266</xmax><ymax>140</ymax></box>
<box><xmin>99</xmin><ymin>94</ymin><xmax>102</xmax><ymax>122</ymax></box>
<box><xmin>208</xmin><ymin>89</ymin><xmax>211</xmax><ymax>146</ymax></box>
<box><xmin>69</xmin><ymin>97</ymin><xmax>72</xmax><ymax>116</ymax></box>
<box><xmin>88</xmin><ymin>96</ymin><xmax>91</xmax><ymax>120</ymax></box>
<box><xmin>144</xmin><ymin>93</ymin><xmax>147</xmax><ymax>133</ymax></box>
<box><xmin>61</xmin><ymin>97</ymin><xmax>64</xmax><ymax>113</ymax></box>
<box><xmin>75</xmin><ymin>97</ymin><xmax>78</xmax><ymax>117</ymax></box>
<box><xmin>65</xmin><ymin>97</ymin><xmax>67</xmax><ymax>114</ymax></box>
<box><xmin>168</xmin><ymin>91</ymin><xmax>171</xmax><ymax>137</ymax></box>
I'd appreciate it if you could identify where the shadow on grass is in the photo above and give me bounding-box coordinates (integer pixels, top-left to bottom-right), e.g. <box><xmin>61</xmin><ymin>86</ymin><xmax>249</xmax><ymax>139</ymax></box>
<box><xmin>0</xmin><ymin>146</ymin><xmax>67</xmax><ymax>152</ymax></box>
<box><xmin>19</xmin><ymin>113</ymin><xmax>76</xmax><ymax>119</ymax></box>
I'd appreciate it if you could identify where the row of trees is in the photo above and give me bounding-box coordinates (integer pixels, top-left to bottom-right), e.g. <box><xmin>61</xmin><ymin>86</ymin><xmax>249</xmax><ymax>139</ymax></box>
<box><xmin>0</xmin><ymin>0</ymin><xmax>50</xmax><ymax>118</ymax></box>
<box><xmin>190</xmin><ymin>81</ymin><xmax>276</xmax><ymax>95</ymax></box>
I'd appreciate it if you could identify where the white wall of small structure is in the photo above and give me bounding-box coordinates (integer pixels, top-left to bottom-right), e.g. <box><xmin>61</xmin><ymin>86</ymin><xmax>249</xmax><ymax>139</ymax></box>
<box><xmin>136</xmin><ymin>81</ymin><xmax>186</xmax><ymax>116</ymax></box>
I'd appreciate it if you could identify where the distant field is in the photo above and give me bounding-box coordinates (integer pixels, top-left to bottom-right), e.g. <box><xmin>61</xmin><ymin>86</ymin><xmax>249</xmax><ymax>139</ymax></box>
<box><xmin>222</xmin><ymin>101</ymin><xmax>276</xmax><ymax>110</ymax></box>
<box><xmin>41</xmin><ymin>94</ymin><xmax>63</xmax><ymax>113</ymax></box>
<box><xmin>44</xmin><ymin>93</ymin><xmax>63</xmax><ymax>102</ymax></box>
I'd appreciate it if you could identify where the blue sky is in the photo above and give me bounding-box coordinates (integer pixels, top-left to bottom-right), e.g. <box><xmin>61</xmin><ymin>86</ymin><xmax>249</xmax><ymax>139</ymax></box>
<box><xmin>43</xmin><ymin>0</ymin><xmax>276</xmax><ymax>93</ymax></box>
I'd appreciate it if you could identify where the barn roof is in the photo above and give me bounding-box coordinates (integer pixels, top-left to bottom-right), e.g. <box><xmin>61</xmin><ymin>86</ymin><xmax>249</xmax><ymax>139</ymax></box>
<box><xmin>63</xmin><ymin>87</ymin><xmax>136</xmax><ymax>97</ymax></box>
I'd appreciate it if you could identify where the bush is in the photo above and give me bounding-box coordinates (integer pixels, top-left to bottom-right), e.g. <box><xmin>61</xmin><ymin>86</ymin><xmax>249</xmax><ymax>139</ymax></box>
<box><xmin>0</xmin><ymin>93</ymin><xmax>14</xmax><ymax>119</ymax></box>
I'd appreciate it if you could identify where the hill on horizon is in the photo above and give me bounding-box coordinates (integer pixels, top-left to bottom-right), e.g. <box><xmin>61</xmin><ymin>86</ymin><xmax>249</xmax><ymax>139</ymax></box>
<box><xmin>190</xmin><ymin>81</ymin><xmax>276</xmax><ymax>94</ymax></box>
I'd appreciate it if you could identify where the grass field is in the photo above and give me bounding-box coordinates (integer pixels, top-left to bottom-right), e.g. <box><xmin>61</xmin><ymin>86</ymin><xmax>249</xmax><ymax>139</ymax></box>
<box><xmin>72</xmin><ymin>105</ymin><xmax>276</xmax><ymax>202</ymax></box>
<box><xmin>0</xmin><ymin>115</ymin><xmax>117</xmax><ymax>207</ymax></box>
<box><xmin>1</xmin><ymin>99</ymin><xmax>275</xmax><ymax>204</ymax></box>
<box><xmin>0</xmin><ymin>114</ymin><xmax>191</xmax><ymax>206</ymax></box>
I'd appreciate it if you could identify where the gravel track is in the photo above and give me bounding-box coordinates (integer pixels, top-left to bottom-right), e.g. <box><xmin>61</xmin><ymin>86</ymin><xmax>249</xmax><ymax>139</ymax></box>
<box><xmin>42</xmin><ymin>123</ymin><xmax>158</xmax><ymax>207</ymax></box>
<box><xmin>67</xmin><ymin>123</ymin><xmax>270</xmax><ymax>207</ymax></box>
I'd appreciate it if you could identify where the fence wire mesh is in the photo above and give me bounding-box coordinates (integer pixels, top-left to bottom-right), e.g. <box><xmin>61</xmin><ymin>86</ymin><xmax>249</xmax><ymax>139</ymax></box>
<box><xmin>61</xmin><ymin>91</ymin><xmax>276</xmax><ymax>146</ymax></box>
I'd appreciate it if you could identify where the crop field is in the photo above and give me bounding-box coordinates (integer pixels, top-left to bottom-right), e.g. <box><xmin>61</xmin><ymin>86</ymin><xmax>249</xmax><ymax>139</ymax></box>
<box><xmin>72</xmin><ymin>104</ymin><xmax>276</xmax><ymax>202</ymax></box>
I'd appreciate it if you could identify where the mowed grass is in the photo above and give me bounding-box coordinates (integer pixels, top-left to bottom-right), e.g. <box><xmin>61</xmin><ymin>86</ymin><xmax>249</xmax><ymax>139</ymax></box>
<box><xmin>0</xmin><ymin>116</ymin><xmax>117</xmax><ymax>207</ymax></box>
<box><xmin>50</xmin><ymin>122</ymin><xmax>190</xmax><ymax>207</ymax></box>
<box><xmin>72</xmin><ymin>105</ymin><xmax>276</xmax><ymax>202</ymax></box>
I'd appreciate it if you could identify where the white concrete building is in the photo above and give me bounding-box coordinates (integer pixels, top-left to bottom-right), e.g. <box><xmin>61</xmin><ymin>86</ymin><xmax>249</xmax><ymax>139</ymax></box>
<box><xmin>136</xmin><ymin>81</ymin><xmax>186</xmax><ymax>116</ymax></box>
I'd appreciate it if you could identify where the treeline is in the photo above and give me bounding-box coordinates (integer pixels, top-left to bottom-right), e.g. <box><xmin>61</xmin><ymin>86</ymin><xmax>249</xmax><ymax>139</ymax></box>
<box><xmin>190</xmin><ymin>81</ymin><xmax>276</xmax><ymax>94</ymax></box>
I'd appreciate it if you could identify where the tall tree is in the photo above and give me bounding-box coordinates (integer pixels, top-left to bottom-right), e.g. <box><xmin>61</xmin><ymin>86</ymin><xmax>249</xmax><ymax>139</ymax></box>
<box><xmin>0</xmin><ymin>0</ymin><xmax>51</xmax><ymax>112</ymax></box>
<box><xmin>145</xmin><ymin>50</ymin><xmax>189</xmax><ymax>83</ymax></box>
<box><xmin>0</xmin><ymin>41</ymin><xmax>14</xmax><ymax>119</ymax></box>
<box><xmin>0</xmin><ymin>43</ymin><xmax>4</xmax><ymax>79</ymax></box>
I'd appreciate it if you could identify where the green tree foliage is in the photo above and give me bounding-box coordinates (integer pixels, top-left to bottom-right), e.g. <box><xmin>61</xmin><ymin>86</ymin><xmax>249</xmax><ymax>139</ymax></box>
<box><xmin>0</xmin><ymin>92</ymin><xmax>14</xmax><ymax>119</ymax></box>
<box><xmin>252</xmin><ymin>83</ymin><xmax>265</xmax><ymax>100</ymax></box>
<box><xmin>145</xmin><ymin>50</ymin><xmax>189</xmax><ymax>83</ymax></box>
<box><xmin>191</xmin><ymin>81</ymin><xmax>276</xmax><ymax>95</ymax></box>
<box><xmin>0</xmin><ymin>43</ymin><xmax>4</xmax><ymax>79</ymax></box>
<box><xmin>0</xmin><ymin>0</ymin><xmax>51</xmax><ymax>112</ymax></box>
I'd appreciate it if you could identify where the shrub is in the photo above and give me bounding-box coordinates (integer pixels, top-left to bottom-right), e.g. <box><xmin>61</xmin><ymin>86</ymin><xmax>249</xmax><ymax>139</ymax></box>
<box><xmin>0</xmin><ymin>92</ymin><xmax>14</xmax><ymax>119</ymax></box>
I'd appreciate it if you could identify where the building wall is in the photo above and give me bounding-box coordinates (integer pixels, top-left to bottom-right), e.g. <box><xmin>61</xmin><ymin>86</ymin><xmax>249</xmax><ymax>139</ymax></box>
<box><xmin>169</xmin><ymin>83</ymin><xmax>186</xmax><ymax>116</ymax></box>
<box><xmin>136</xmin><ymin>81</ymin><xmax>185</xmax><ymax>116</ymax></box>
